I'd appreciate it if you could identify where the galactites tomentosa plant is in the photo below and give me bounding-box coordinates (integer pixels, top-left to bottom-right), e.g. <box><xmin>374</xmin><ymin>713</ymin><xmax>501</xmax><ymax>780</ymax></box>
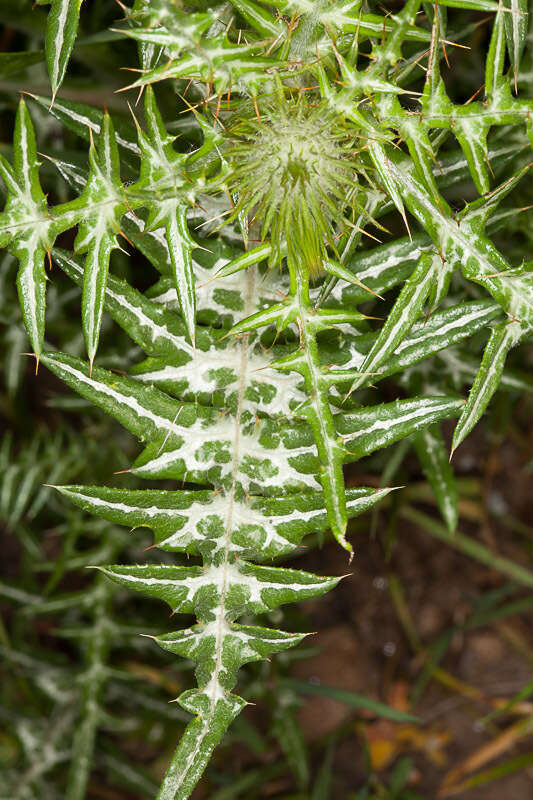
<box><xmin>1</xmin><ymin>1</ymin><xmax>533</xmax><ymax>798</ymax></box>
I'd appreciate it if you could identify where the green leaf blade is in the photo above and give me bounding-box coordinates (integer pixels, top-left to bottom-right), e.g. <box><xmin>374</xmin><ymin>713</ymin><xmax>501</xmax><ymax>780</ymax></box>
<box><xmin>282</xmin><ymin>678</ymin><xmax>420</xmax><ymax>723</ymax></box>
<box><xmin>413</xmin><ymin>424</ymin><xmax>458</xmax><ymax>532</ymax></box>
<box><xmin>1</xmin><ymin>99</ymin><xmax>51</xmax><ymax>356</ymax></box>
<box><xmin>71</xmin><ymin>113</ymin><xmax>125</xmax><ymax>365</ymax></box>
<box><xmin>350</xmin><ymin>251</ymin><xmax>441</xmax><ymax>392</ymax></box>
<box><xmin>452</xmin><ymin>321</ymin><xmax>527</xmax><ymax>453</ymax></box>
<box><xmin>340</xmin><ymin>396</ymin><xmax>464</xmax><ymax>461</ymax></box>
<box><xmin>156</xmin><ymin>694</ymin><xmax>245</xmax><ymax>800</ymax></box>
<box><xmin>502</xmin><ymin>1</ymin><xmax>529</xmax><ymax>83</ymax></box>
<box><xmin>46</xmin><ymin>0</ymin><xmax>84</xmax><ymax>100</ymax></box>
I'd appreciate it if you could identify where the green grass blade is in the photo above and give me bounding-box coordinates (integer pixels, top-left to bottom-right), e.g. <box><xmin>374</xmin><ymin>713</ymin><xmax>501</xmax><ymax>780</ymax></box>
<box><xmin>282</xmin><ymin>679</ymin><xmax>420</xmax><ymax>723</ymax></box>
<box><xmin>401</xmin><ymin>506</ymin><xmax>533</xmax><ymax>589</ymax></box>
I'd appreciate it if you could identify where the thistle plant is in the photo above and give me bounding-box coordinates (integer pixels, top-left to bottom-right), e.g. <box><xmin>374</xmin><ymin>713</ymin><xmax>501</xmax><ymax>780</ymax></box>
<box><xmin>1</xmin><ymin>1</ymin><xmax>532</xmax><ymax>798</ymax></box>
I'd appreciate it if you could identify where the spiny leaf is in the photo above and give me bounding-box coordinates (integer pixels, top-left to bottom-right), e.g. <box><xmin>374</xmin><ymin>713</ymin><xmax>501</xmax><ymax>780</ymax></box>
<box><xmin>342</xmin><ymin>300</ymin><xmax>504</xmax><ymax>388</ymax></box>
<box><xmin>349</xmin><ymin>251</ymin><xmax>446</xmax><ymax>393</ymax></box>
<box><xmin>63</xmin><ymin>113</ymin><xmax>126</xmax><ymax>366</ymax></box>
<box><xmin>52</xmin><ymin>247</ymin><xmax>191</xmax><ymax>360</ymax></box>
<box><xmin>413</xmin><ymin>424</ymin><xmax>458</xmax><ymax>532</ymax></box>
<box><xmin>367</xmin><ymin>140</ymin><xmax>408</xmax><ymax>227</ymax></box>
<box><xmin>327</xmin><ymin>233</ymin><xmax>425</xmax><ymax>307</ymax></box>
<box><xmin>228</xmin><ymin>0</ymin><xmax>281</xmax><ymax>37</ymax></box>
<box><xmin>40</xmin><ymin>351</ymin><xmax>184</xmax><ymax>443</ymax></box>
<box><xmin>27</xmin><ymin>92</ymin><xmax>140</xmax><ymax>160</ymax></box>
<box><xmin>383</xmin><ymin>151</ymin><xmax>533</xmax><ymax>330</ymax></box>
<box><xmin>118</xmin><ymin>7</ymin><xmax>213</xmax><ymax>54</ymax></box>
<box><xmin>0</xmin><ymin>99</ymin><xmax>52</xmax><ymax>356</ymax></box>
<box><xmin>131</xmin><ymin>88</ymin><xmax>198</xmax><ymax>344</ymax></box>
<box><xmin>502</xmin><ymin>0</ymin><xmax>529</xmax><ymax>86</ymax></box>
<box><xmin>155</xmin><ymin>624</ymin><xmax>307</xmax><ymax>688</ymax></box>
<box><xmin>55</xmin><ymin>248</ymin><xmax>498</xmax><ymax>420</ymax></box>
<box><xmin>339</xmin><ymin>396</ymin><xmax>465</xmax><ymax>460</ymax></box>
<box><xmin>452</xmin><ymin>321</ymin><xmax>529</xmax><ymax>453</ymax></box>
<box><xmin>40</xmin><ymin>351</ymin><xmax>319</xmax><ymax>494</ymax></box>
<box><xmin>98</xmin><ymin>562</ymin><xmax>340</xmax><ymax>617</ymax></box>
<box><xmin>156</xmin><ymin>695</ymin><xmax>245</xmax><ymax>800</ymax></box>
<box><xmin>119</xmin><ymin>39</ymin><xmax>274</xmax><ymax>95</ymax></box>
<box><xmin>53</xmin><ymin>484</ymin><xmax>394</xmax><ymax>561</ymax></box>
<box><xmin>462</xmin><ymin>261</ymin><xmax>533</xmax><ymax>328</ymax></box>
<box><xmin>12</xmin><ymin>5</ymin><xmax>533</xmax><ymax>798</ymax></box>
<box><xmin>45</xmin><ymin>0</ymin><xmax>84</xmax><ymax>101</ymax></box>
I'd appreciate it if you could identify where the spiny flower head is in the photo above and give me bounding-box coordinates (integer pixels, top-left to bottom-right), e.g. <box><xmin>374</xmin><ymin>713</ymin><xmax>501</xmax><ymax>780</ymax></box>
<box><xmin>226</xmin><ymin>93</ymin><xmax>361</xmax><ymax>274</ymax></box>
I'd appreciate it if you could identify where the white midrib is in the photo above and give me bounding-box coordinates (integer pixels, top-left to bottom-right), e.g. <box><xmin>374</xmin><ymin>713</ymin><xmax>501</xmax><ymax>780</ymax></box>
<box><xmin>171</xmin><ymin>267</ymin><xmax>255</xmax><ymax>795</ymax></box>
<box><xmin>210</xmin><ymin>266</ymin><xmax>255</xmax><ymax>706</ymax></box>
<box><xmin>51</xmin><ymin>0</ymin><xmax>69</xmax><ymax>87</ymax></box>
<box><xmin>297</xmin><ymin>296</ymin><xmax>337</xmax><ymax>507</ymax></box>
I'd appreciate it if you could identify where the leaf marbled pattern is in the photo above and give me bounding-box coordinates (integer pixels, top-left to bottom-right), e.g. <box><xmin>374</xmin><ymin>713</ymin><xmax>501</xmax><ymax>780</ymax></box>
<box><xmin>43</xmin><ymin>266</ymin><xmax>349</xmax><ymax>796</ymax></box>
<box><xmin>43</xmin><ymin>247</ymin><xmax>466</xmax><ymax>797</ymax></box>
<box><xmin>3</xmin><ymin>1</ymin><xmax>533</xmax><ymax>797</ymax></box>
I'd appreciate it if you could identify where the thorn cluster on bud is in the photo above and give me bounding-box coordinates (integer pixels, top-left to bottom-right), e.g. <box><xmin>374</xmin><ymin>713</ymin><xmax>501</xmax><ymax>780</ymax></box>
<box><xmin>226</xmin><ymin>92</ymin><xmax>361</xmax><ymax>275</ymax></box>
